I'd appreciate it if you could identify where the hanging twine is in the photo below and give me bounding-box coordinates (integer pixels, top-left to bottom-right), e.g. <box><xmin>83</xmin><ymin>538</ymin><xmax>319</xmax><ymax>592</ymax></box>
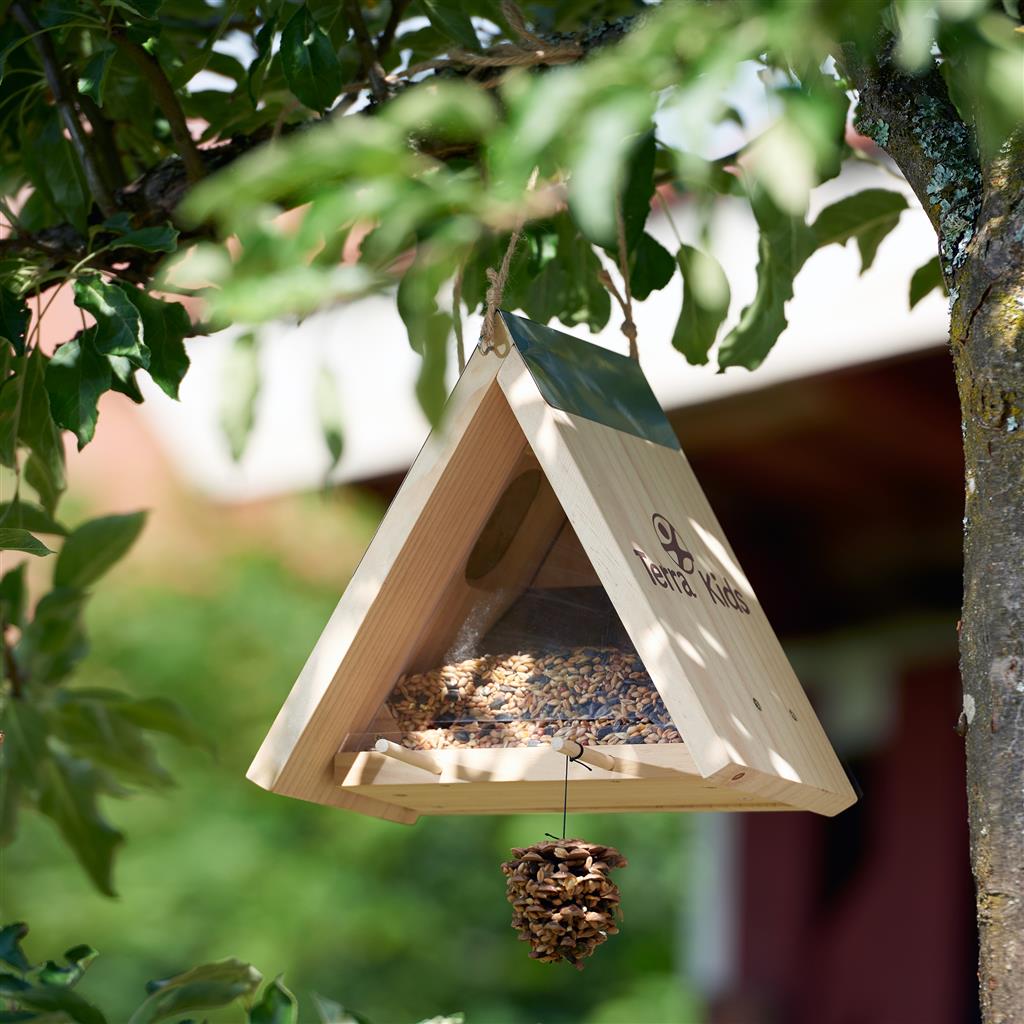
<box><xmin>597</xmin><ymin>202</ymin><xmax>639</xmax><ymax>361</ymax></box>
<box><xmin>479</xmin><ymin>167</ymin><xmax>540</xmax><ymax>356</ymax></box>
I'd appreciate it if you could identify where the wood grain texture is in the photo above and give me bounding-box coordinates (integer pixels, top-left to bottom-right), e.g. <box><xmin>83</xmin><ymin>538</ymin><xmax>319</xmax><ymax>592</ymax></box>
<box><xmin>249</xmin><ymin>321</ymin><xmax>854</xmax><ymax>822</ymax></box>
<box><xmin>248</xmin><ymin>351</ymin><xmax>515</xmax><ymax>818</ymax></box>
<box><xmin>497</xmin><ymin>342</ymin><xmax>855</xmax><ymax>816</ymax></box>
<box><xmin>335</xmin><ymin>743</ymin><xmax>787</xmax><ymax>814</ymax></box>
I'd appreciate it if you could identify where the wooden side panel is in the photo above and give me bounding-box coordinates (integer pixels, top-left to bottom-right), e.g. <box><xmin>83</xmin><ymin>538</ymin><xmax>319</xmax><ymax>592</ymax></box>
<box><xmin>401</xmin><ymin>448</ymin><xmax>564</xmax><ymax>674</ymax></box>
<box><xmin>249</xmin><ymin>350</ymin><xmax>527</xmax><ymax>817</ymax></box>
<box><xmin>497</xmin><ymin>345</ymin><xmax>855</xmax><ymax>816</ymax></box>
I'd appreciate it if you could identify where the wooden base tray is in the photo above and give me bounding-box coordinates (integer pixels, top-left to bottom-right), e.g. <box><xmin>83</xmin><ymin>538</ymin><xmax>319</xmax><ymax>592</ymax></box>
<box><xmin>334</xmin><ymin>744</ymin><xmax>792</xmax><ymax>818</ymax></box>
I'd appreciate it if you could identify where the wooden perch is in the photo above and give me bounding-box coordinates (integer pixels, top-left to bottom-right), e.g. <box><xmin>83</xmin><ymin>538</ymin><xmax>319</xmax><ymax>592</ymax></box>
<box><xmin>551</xmin><ymin>737</ymin><xmax>620</xmax><ymax>773</ymax></box>
<box><xmin>373</xmin><ymin>738</ymin><xmax>442</xmax><ymax>775</ymax></box>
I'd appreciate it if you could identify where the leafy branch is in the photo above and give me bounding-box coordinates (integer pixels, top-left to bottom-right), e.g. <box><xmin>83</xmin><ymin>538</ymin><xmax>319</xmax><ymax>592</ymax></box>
<box><xmin>9</xmin><ymin>2</ymin><xmax>118</xmax><ymax>216</ymax></box>
<box><xmin>106</xmin><ymin>28</ymin><xmax>205</xmax><ymax>183</ymax></box>
<box><xmin>0</xmin><ymin>920</ymin><xmax>432</xmax><ymax>1024</ymax></box>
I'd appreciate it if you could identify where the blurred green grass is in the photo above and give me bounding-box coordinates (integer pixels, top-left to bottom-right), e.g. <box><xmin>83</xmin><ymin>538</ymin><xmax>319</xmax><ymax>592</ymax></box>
<box><xmin>4</xmin><ymin>491</ymin><xmax>701</xmax><ymax>1024</ymax></box>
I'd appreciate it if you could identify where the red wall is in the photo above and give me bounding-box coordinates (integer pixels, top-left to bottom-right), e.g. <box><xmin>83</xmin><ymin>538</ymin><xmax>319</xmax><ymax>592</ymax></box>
<box><xmin>718</xmin><ymin>660</ymin><xmax>977</xmax><ymax>1024</ymax></box>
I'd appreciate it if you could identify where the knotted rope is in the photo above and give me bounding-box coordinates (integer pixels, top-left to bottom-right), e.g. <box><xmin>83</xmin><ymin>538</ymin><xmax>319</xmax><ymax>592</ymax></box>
<box><xmin>479</xmin><ymin>167</ymin><xmax>540</xmax><ymax>356</ymax></box>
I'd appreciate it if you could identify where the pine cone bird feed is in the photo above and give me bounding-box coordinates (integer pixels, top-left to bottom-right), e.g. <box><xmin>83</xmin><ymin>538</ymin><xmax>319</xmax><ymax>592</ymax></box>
<box><xmin>501</xmin><ymin>839</ymin><xmax>627</xmax><ymax>968</ymax></box>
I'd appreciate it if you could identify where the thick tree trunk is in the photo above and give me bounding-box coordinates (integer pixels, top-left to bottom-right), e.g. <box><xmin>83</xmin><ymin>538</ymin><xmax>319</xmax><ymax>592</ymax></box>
<box><xmin>950</xmin><ymin>137</ymin><xmax>1024</xmax><ymax>1023</ymax></box>
<box><xmin>846</xmin><ymin>41</ymin><xmax>1024</xmax><ymax>1022</ymax></box>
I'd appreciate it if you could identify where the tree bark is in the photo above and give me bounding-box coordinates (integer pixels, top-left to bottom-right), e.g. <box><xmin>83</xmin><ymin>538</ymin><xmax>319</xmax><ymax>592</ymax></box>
<box><xmin>846</xmin><ymin>40</ymin><xmax>1024</xmax><ymax>1023</ymax></box>
<box><xmin>951</xmin><ymin>133</ymin><xmax>1024</xmax><ymax>1023</ymax></box>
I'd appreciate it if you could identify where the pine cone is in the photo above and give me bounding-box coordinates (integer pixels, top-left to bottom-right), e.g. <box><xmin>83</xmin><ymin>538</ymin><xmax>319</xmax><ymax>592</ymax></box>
<box><xmin>500</xmin><ymin>839</ymin><xmax>627</xmax><ymax>969</ymax></box>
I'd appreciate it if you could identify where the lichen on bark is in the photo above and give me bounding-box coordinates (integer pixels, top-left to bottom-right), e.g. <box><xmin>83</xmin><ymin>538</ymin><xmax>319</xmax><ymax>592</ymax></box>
<box><xmin>846</xmin><ymin>33</ymin><xmax>1024</xmax><ymax>1024</ymax></box>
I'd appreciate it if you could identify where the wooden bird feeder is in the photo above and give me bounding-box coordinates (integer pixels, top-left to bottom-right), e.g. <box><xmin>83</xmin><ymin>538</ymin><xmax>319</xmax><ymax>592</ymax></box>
<box><xmin>248</xmin><ymin>312</ymin><xmax>857</xmax><ymax>824</ymax></box>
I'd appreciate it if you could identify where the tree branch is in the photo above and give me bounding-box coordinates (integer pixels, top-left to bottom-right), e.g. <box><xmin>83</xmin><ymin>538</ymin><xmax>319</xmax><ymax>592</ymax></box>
<box><xmin>10</xmin><ymin>1</ymin><xmax>118</xmax><ymax>217</ymax></box>
<box><xmin>2</xmin><ymin>14</ymin><xmax>635</xmax><ymax>285</ymax></box>
<box><xmin>0</xmin><ymin>130</ymin><xmax>274</xmax><ymax>282</ymax></box>
<box><xmin>377</xmin><ymin>0</ymin><xmax>412</xmax><ymax>60</ymax></box>
<box><xmin>111</xmin><ymin>30</ymin><xmax>206</xmax><ymax>183</ymax></box>
<box><xmin>345</xmin><ymin>0</ymin><xmax>390</xmax><ymax>105</ymax></box>
<box><xmin>75</xmin><ymin>91</ymin><xmax>127</xmax><ymax>192</ymax></box>
<box><xmin>841</xmin><ymin>36</ymin><xmax>982</xmax><ymax>282</ymax></box>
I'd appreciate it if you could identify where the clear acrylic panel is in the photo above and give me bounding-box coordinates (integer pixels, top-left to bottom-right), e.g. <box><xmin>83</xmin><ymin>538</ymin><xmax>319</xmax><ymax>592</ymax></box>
<box><xmin>364</xmin><ymin>466</ymin><xmax>682</xmax><ymax>752</ymax></box>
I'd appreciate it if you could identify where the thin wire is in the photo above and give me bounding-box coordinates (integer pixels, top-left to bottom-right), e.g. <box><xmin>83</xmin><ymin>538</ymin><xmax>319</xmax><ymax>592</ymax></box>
<box><xmin>546</xmin><ymin>750</ymin><xmax>592</xmax><ymax>841</ymax></box>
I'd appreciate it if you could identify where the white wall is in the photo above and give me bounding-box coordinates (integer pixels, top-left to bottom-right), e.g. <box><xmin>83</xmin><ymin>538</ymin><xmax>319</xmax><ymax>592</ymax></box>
<box><xmin>140</xmin><ymin>162</ymin><xmax>947</xmax><ymax>501</ymax></box>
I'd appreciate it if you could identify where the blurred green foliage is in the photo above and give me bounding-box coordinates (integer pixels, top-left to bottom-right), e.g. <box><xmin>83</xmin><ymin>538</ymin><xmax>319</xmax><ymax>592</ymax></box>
<box><xmin>5</xmin><ymin>502</ymin><xmax>700</xmax><ymax>1023</ymax></box>
<box><xmin>0</xmin><ymin>0</ymin><xmax>1018</xmax><ymax>1016</ymax></box>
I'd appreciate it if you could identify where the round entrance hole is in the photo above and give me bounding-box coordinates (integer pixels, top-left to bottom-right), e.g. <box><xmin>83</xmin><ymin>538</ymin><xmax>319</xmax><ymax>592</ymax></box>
<box><xmin>465</xmin><ymin>468</ymin><xmax>543</xmax><ymax>581</ymax></box>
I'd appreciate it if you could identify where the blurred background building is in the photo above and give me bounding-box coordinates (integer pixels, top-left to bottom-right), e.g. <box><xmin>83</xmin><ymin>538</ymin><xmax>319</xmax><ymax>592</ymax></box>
<box><xmin>16</xmin><ymin>163</ymin><xmax>974</xmax><ymax>1023</ymax></box>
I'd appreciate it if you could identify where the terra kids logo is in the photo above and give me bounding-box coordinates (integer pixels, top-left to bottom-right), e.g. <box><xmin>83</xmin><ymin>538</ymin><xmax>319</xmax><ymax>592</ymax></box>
<box><xmin>632</xmin><ymin>513</ymin><xmax>751</xmax><ymax>615</ymax></box>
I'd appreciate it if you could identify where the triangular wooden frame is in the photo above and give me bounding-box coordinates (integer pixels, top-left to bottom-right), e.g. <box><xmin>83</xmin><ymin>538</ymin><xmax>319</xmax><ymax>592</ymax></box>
<box><xmin>248</xmin><ymin>313</ymin><xmax>856</xmax><ymax>823</ymax></box>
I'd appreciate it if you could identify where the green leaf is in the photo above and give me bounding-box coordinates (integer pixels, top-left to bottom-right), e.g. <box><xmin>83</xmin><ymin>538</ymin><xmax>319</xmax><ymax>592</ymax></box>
<box><xmin>0</xmin><ymin>699</ymin><xmax>48</xmax><ymax>846</ymax></box>
<box><xmin>315</xmin><ymin>366</ymin><xmax>344</xmax><ymax>476</ymax></box>
<box><xmin>0</xmin><ymin>974</ymin><xmax>31</xmax><ymax>995</ymax></box>
<box><xmin>78</xmin><ymin>47</ymin><xmax>114</xmax><ymax>105</ymax></box>
<box><xmin>0</xmin><ymin>530</ymin><xmax>52</xmax><ymax>557</ymax></box>
<box><xmin>24</xmin><ymin>452</ymin><xmax>63</xmax><ymax>518</ymax></box>
<box><xmin>45</xmin><ymin>331</ymin><xmax>112</xmax><ymax>450</ymax></box>
<box><xmin>249</xmin><ymin>977</ymin><xmax>297</xmax><ymax>1024</ymax></box>
<box><xmin>17</xmin><ymin>587</ymin><xmax>89</xmax><ymax>686</ymax></box>
<box><xmin>107</xmin><ymin>356</ymin><xmax>144</xmax><ymax>404</ymax></box>
<box><xmin>0</xmin><ymin>350</ymin><xmax>20</xmax><ymax>470</ymax></box>
<box><xmin>718</xmin><ymin>194</ymin><xmax>816</xmax><ymax>371</ymax></box>
<box><xmin>55</xmin><ymin>512</ymin><xmax>146</xmax><ymax>590</ymax></box>
<box><xmin>104</xmin><ymin>0</ymin><xmax>163</xmax><ymax>18</ymax></box>
<box><xmin>248</xmin><ymin>15</ymin><xmax>278</xmax><ymax>106</ymax></box>
<box><xmin>568</xmin><ymin>92</ymin><xmax>655</xmax><ymax>246</ymax></box>
<box><xmin>0</xmin><ymin>290</ymin><xmax>29</xmax><ymax>357</ymax></box>
<box><xmin>418</xmin><ymin>0</ymin><xmax>479</xmax><ymax>50</ymax></box>
<box><xmin>0</xmin><ymin>980</ymin><xmax>107</xmax><ymax>1024</ymax></box>
<box><xmin>0</xmin><ymin>1005</ymin><xmax>36</xmax><ymax>1023</ymax></box>
<box><xmin>52</xmin><ymin>691</ymin><xmax>174</xmax><ymax>790</ymax></box>
<box><xmin>0</xmin><ymin>501</ymin><xmax>67</xmax><ymax>536</ymax></box>
<box><xmin>628</xmin><ymin>233</ymin><xmax>675</xmax><ymax>302</ymax></box>
<box><xmin>310</xmin><ymin>993</ymin><xmax>372</xmax><ymax>1024</ymax></box>
<box><xmin>119</xmin><ymin>289</ymin><xmax>191</xmax><ymax>400</ymax></box>
<box><xmin>129</xmin><ymin>960</ymin><xmax>262</xmax><ymax>1024</ymax></box>
<box><xmin>397</xmin><ymin>254</ymin><xmax>453</xmax><ymax>427</ymax></box>
<box><xmin>0</xmin><ymin>924</ymin><xmax>32</xmax><ymax>973</ymax></box>
<box><xmin>280</xmin><ymin>5</ymin><xmax>343</xmax><ymax>113</ymax></box>
<box><xmin>22</xmin><ymin>114</ymin><xmax>89</xmax><ymax>231</ymax></box>
<box><xmin>108</xmin><ymin>225</ymin><xmax>179</xmax><ymax>254</ymax></box>
<box><xmin>36</xmin><ymin>944</ymin><xmax>98</xmax><ymax>988</ymax></box>
<box><xmin>909</xmin><ymin>255</ymin><xmax>946</xmax><ymax>308</ymax></box>
<box><xmin>99</xmin><ymin>693</ymin><xmax>210</xmax><ymax>751</ymax></box>
<box><xmin>620</xmin><ymin>132</ymin><xmax>657</xmax><ymax>251</ymax></box>
<box><xmin>413</xmin><ymin>312</ymin><xmax>451</xmax><ymax>428</ymax></box>
<box><xmin>219</xmin><ymin>332</ymin><xmax>260</xmax><ymax>462</ymax></box>
<box><xmin>19</xmin><ymin>351</ymin><xmax>66</xmax><ymax>506</ymax></box>
<box><xmin>811</xmin><ymin>188</ymin><xmax>908</xmax><ymax>273</ymax></box>
<box><xmin>71</xmin><ymin>279</ymin><xmax>146</xmax><ymax>363</ymax></box>
<box><xmin>672</xmin><ymin>245</ymin><xmax>731</xmax><ymax>365</ymax></box>
<box><xmin>37</xmin><ymin>752</ymin><xmax>124</xmax><ymax>897</ymax></box>
<box><xmin>0</xmin><ymin>564</ymin><xmax>28</xmax><ymax>628</ymax></box>
<box><xmin>522</xmin><ymin>216</ymin><xmax>610</xmax><ymax>332</ymax></box>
